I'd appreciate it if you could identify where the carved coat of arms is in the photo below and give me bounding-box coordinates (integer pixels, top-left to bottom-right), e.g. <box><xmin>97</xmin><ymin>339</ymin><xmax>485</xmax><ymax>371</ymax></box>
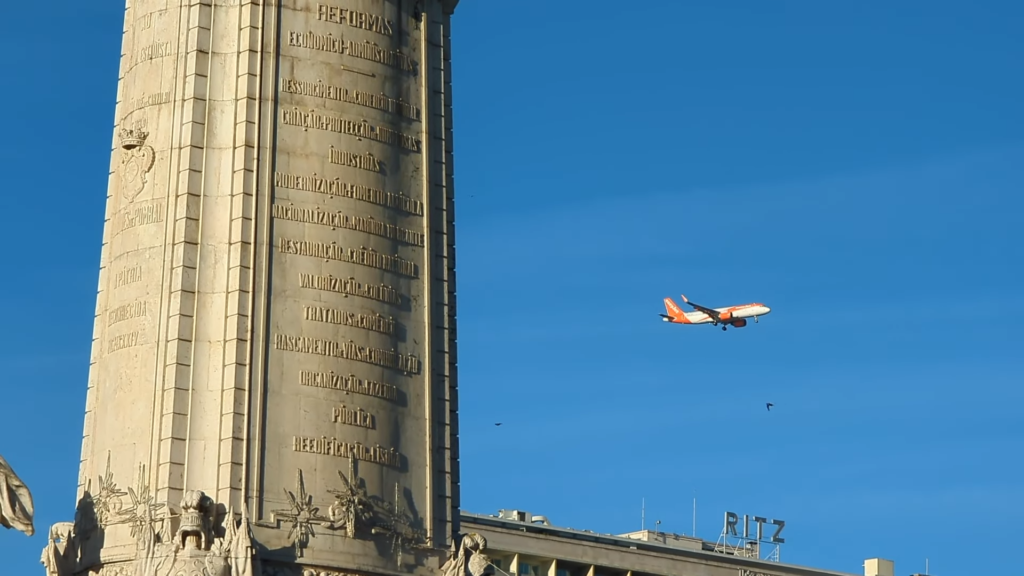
<box><xmin>119</xmin><ymin>128</ymin><xmax>156</xmax><ymax>203</ymax></box>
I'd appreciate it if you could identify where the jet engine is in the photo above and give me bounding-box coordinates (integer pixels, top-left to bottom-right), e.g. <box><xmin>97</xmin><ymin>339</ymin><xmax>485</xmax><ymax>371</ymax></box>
<box><xmin>732</xmin><ymin>319</ymin><xmax>748</xmax><ymax>328</ymax></box>
<box><xmin>719</xmin><ymin>311</ymin><xmax>733</xmax><ymax>320</ymax></box>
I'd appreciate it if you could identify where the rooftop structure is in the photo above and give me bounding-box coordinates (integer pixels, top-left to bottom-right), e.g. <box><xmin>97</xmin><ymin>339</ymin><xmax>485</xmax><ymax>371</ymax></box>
<box><xmin>461</xmin><ymin>509</ymin><xmax>872</xmax><ymax>576</ymax></box>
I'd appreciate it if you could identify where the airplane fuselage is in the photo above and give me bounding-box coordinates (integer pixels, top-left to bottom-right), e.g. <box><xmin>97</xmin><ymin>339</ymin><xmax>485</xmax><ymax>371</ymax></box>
<box><xmin>666</xmin><ymin>304</ymin><xmax>771</xmax><ymax>325</ymax></box>
<box><xmin>661</xmin><ymin>296</ymin><xmax>771</xmax><ymax>330</ymax></box>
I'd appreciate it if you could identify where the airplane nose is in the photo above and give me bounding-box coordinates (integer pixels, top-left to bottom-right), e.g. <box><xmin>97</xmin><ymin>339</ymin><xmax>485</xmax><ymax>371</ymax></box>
<box><xmin>764</xmin><ymin>306</ymin><xmax>771</xmax><ymax>314</ymax></box>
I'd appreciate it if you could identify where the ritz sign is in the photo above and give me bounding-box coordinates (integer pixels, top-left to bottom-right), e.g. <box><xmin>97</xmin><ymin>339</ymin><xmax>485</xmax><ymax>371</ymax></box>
<box><xmin>723</xmin><ymin>512</ymin><xmax>786</xmax><ymax>544</ymax></box>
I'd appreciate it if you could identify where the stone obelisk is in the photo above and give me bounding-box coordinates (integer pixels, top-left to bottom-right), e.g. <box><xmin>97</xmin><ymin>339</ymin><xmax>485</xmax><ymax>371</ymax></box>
<box><xmin>43</xmin><ymin>1</ymin><xmax>462</xmax><ymax>575</ymax></box>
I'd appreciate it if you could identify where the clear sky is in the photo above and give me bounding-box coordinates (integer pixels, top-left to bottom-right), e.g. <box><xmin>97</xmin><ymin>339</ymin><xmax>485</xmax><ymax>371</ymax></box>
<box><xmin>1</xmin><ymin>1</ymin><xmax>1022</xmax><ymax>574</ymax></box>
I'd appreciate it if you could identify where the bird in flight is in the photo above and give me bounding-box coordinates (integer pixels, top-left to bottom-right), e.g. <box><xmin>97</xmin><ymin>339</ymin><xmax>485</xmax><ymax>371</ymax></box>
<box><xmin>766</xmin><ymin>403</ymin><xmax>773</xmax><ymax>411</ymax></box>
<box><xmin>494</xmin><ymin>423</ymin><xmax>502</xmax><ymax>426</ymax></box>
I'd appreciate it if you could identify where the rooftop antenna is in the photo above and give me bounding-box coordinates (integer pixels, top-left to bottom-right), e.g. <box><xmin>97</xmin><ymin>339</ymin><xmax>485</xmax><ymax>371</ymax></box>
<box><xmin>655</xmin><ymin>519</ymin><xmax>661</xmax><ymax>536</ymax></box>
<box><xmin>641</xmin><ymin>497</ymin><xmax>645</xmax><ymax>530</ymax></box>
<box><xmin>926</xmin><ymin>558</ymin><xmax>929</xmax><ymax>574</ymax></box>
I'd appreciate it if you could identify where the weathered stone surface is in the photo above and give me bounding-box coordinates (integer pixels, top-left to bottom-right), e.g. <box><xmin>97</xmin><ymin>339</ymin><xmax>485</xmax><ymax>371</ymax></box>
<box><xmin>49</xmin><ymin>1</ymin><xmax>464</xmax><ymax>574</ymax></box>
<box><xmin>440</xmin><ymin>534</ymin><xmax>493</xmax><ymax>576</ymax></box>
<box><xmin>0</xmin><ymin>454</ymin><xmax>34</xmax><ymax>537</ymax></box>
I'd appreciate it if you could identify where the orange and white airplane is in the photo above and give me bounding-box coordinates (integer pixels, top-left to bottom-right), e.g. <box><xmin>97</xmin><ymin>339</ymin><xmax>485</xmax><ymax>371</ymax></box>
<box><xmin>660</xmin><ymin>294</ymin><xmax>771</xmax><ymax>331</ymax></box>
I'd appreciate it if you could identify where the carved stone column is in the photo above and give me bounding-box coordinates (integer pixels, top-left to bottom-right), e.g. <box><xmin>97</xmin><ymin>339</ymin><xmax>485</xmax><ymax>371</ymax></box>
<box><xmin>47</xmin><ymin>1</ymin><xmax>465</xmax><ymax>575</ymax></box>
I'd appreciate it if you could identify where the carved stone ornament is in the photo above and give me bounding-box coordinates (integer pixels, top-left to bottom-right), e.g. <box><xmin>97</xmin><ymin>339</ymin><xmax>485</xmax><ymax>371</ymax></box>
<box><xmin>97</xmin><ymin>565</ymin><xmax>134</xmax><ymax>576</ymax></box>
<box><xmin>118</xmin><ymin>127</ymin><xmax>156</xmax><ymax>203</ymax></box>
<box><xmin>40</xmin><ymin>455</ymin><xmax>261</xmax><ymax>576</ymax></box>
<box><xmin>371</xmin><ymin>482</ymin><xmax>431</xmax><ymax>568</ymax></box>
<box><xmin>440</xmin><ymin>533</ymin><xmax>495</xmax><ymax>576</ymax></box>
<box><xmin>272</xmin><ymin>469</ymin><xmax>321</xmax><ymax>558</ymax></box>
<box><xmin>271</xmin><ymin>460</ymin><xmax>429</xmax><ymax>566</ymax></box>
<box><xmin>321</xmin><ymin>458</ymin><xmax>374</xmax><ymax>538</ymax></box>
<box><xmin>0</xmin><ymin>453</ymin><xmax>35</xmax><ymax>537</ymax></box>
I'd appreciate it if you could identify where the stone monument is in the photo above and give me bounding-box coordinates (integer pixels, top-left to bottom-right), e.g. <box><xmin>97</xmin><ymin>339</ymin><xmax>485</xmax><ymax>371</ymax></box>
<box><xmin>44</xmin><ymin>1</ymin><xmax>465</xmax><ymax>575</ymax></box>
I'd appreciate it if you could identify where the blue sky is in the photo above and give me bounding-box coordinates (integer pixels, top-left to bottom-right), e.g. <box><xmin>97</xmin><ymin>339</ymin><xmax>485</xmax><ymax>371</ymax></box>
<box><xmin>1</xmin><ymin>1</ymin><xmax>1022</xmax><ymax>574</ymax></box>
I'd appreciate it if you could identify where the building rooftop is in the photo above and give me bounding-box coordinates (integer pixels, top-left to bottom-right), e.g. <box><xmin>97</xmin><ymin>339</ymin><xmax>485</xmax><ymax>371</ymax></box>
<box><xmin>461</xmin><ymin>509</ymin><xmax>859</xmax><ymax>576</ymax></box>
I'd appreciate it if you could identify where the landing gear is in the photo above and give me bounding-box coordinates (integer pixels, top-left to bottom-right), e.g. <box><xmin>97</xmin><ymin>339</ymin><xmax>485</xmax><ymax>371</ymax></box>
<box><xmin>722</xmin><ymin>326</ymin><xmax>727</xmax><ymax>332</ymax></box>
<box><xmin>754</xmin><ymin>316</ymin><xmax>759</xmax><ymax>323</ymax></box>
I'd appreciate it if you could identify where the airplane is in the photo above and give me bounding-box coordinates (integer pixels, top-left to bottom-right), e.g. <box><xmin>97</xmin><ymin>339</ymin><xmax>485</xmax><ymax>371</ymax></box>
<box><xmin>659</xmin><ymin>294</ymin><xmax>771</xmax><ymax>331</ymax></box>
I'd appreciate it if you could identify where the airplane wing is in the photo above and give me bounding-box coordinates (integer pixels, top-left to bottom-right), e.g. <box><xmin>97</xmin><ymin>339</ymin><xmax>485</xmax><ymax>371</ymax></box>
<box><xmin>680</xmin><ymin>294</ymin><xmax>721</xmax><ymax>321</ymax></box>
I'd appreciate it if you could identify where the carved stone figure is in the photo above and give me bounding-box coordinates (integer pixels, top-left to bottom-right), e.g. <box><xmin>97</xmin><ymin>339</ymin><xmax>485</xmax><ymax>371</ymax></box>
<box><xmin>40</xmin><ymin>460</ymin><xmax>261</xmax><ymax>576</ymax></box>
<box><xmin>0</xmin><ymin>454</ymin><xmax>35</xmax><ymax>537</ymax></box>
<box><xmin>225</xmin><ymin>506</ymin><xmax>262</xmax><ymax>576</ymax></box>
<box><xmin>134</xmin><ymin>492</ymin><xmax>260</xmax><ymax>576</ymax></box>
<box><xmin>440</xmin><ymin>533</ymin><xmax>495</xmax><ymax>576</ymax></box>
<box><xmin>40</xmin><ymin>522</ymin><xmax>76</xmax><ymax>576</ymax></box>
<box><xmin>176</xmin><ymin>490</ymin><xmax>216</xmax><ymax>551</ymax></box>
<box><xmin>40</xmin><ymin>492</ymin><xmax>108</xmax><ymax>576</ymax></box>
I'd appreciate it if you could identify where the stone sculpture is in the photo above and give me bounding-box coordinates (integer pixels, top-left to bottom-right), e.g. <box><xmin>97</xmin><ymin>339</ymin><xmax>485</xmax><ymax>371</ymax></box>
<box><xmin>440</xmin><ymin>533</ymin><xmax>495</xmax><ymax>576</ymax></box>
<box><xmin>0</xmin><ymin>454</ymin><xmax>35</xmax><ymax>537</ymax></box>
<box><xmin>321</xmin><ymin>458</ymin><xmax>374</xmax><ymax>539</ymax></box>
<box><xmin>41</xmin><ymin>460</ymin><xmax>260</xmax><ymax>576</ymax></box>
<box><xmin>130</xmin><ymin>490</ymin><xmax>262</xmax><ymax>576</ymax></box>
<box><xmin>271</xmin><ymin>465</ymin><xmax>431</xmax><ymax>566</ymax></box>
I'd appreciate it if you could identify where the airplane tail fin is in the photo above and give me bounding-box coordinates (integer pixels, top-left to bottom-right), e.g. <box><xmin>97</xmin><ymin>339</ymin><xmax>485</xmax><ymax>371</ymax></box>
<box><xmin>663</xmin><ymin>297</ymin><xmax>685</xmax><ymax>320</ymax></box>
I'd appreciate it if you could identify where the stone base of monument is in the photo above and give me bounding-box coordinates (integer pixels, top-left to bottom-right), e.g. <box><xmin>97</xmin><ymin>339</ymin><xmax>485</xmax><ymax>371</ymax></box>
<box><xmin>41</xmin><ymin>489</ymin><xmax>261</xmax><ymax>576</ymax></box>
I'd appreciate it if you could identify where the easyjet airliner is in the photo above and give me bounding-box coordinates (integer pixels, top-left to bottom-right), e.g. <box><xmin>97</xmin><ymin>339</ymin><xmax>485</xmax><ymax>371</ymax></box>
<box><xmin>659</xmin><ymin>294</ymin><xmax>771</xmax><ymax>331</ymax></box>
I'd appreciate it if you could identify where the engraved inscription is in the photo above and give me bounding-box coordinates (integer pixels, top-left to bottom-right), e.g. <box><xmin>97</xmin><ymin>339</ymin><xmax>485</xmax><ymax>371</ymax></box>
<box><xmin>126</xmin><ymin>116</ymin><xmax>148</xmax><ymax>132</ymax></box>
<box><xmin>299</xmin><ymin>370</ymin><xmax>399</xmax><ymax>402</ymax></box>
<box><xmin>332</xmin><ymin>404</ymin><xmax>376</xmax><ymax>429</ymax></box>
<box><xmin>274</xmin><ymin>172</ymin><xmax>423</xmax><ymax>215</ymax></box>
<box><xmin>316</xmin><ymin>4</ymin><xmax>394</xmax><ymax>37</ymax></box>
<box><xmin>108</xmin><ymin>300</ymin><xmax>147</xmax><ymax>327</ymax></box>
<box><xmin>280</xmin><ymin>78</ymin><xmax>421</xmax><ymax>121</ymax></box>
<box><xmin>288</xmin><ymin>30</ymin><xmax>344</xmax><ymax>55</ymax></box>
<box><xmin>329</xmin><ymin>147</ymin><xmax>381</xmax><ymax>173</ymax></box>
<box><xmin>285</xmin><ymin>32</ymin><xmax>416</xmax><ymax>73</ymax></box>
<box><xmin>298</xmin><ymin>273</ymin><xmax>402</xmax><ymax>306</ymax></box>
<box><xmin>281</xmin><ymin>108</ymin><xmax>420</xmax><ymax>152</ymax></box>
<box><xmin>136</xmin><ymin>12</ymin><xmax>153</xmax><ymax>31</ymax></box>
<box><xmin>303</xmin><ymin>305</ymin><xmax>396</xmax><ymax>336</ymax></box>
<box><xmin>112</xmin><ymin>201</ymin><xmax>165</xmax><ymax>238</ymax></box>
<box><xmin>278</xmin><ymin>238</ymin><xmax>418</xmax><ymax>278</ymax></box>
<box><xmin>344</xmin><ymin>39</ymin><xmax>416</xmax><ymax>72</ymax></box>
<box><xmin>123</xmin><ymin>91</ymin><xmax>172</xmax><ymax>116</ymax></box>
<box><xmin>114</xmin><ymin>265</ymin><xmax>144</xmax><ymax>289</ymax></box>
<box><xmin>273</xmin><ymin>204</ymin><xmax>425</xmax><ymax>247</ymax></box>
<box><xmin>273</xmin><ymin>334</ymin><xmax>421</xmax><ymax>374</ymax></box>
<box><xmin>292</xmin><ymin>436</ymin><xmax>401</xmax><ymax>468</ymax></box>
<box><xmin>130</xmin><ymin>40</ymin><xmax>173</xmax><ymax>66</ymax></box>
<box><xmin>107</xmin><ymin>331</ymin><xmax>141</xmax><ymax>353</ymax></box>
